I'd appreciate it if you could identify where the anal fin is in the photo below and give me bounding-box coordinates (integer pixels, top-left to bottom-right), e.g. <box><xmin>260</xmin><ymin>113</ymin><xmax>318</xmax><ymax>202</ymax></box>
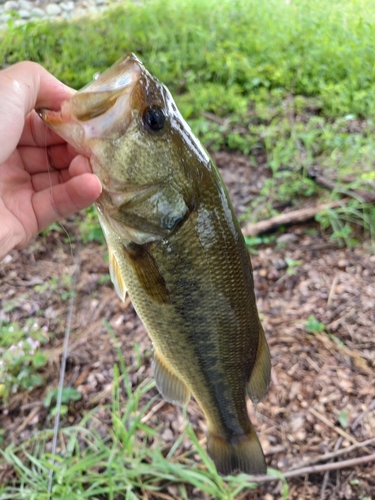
<box><xmin>153</xmin><ymin>350</ymin><xmax>190</xmax><ymax>406</ymax></box>
<box><xmin>247</xmin><ymin>324</ymin><xmax>271</xmax><ymax>404</ymax></box>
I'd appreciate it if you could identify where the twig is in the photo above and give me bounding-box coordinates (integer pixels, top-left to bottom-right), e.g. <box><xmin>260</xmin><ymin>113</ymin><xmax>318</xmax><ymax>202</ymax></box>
<box><xmin>289</xmin><ymin>437</ymin><xmax>375</xmax><ymax>469</ymax></box>
<box><xmin>242</xmin><ymin>173</ymin><xmax>375</xmax><ymax>236</ymax></box>
<box><xmin>320</xmin><ymin>437</ymin><xmax>342</xmax><ymax>500</ymax></box>
<box><xmin>250</xmin><ymin>453</ymin><xmax>375</xmax><ymax>484</ymax></box>
<box><xmin>264</xmin><ymin>444</ymin><xmax>288</xmax><ymax>456</ymax></box>
<box><xmin>141</xmin><ymin>400</ymin><xmax>166</xmax><ymax>424</ymax></box>
<box><xmin>312</xmin><ymin>330</ymin><xmax>372</xmax><ymax>375</ymax></box>
<box><xmin>284</xmin><ymin>453</ymin><xmax>375</xmax><ymax>479</ymax></box>
<box><xmin>351</xmin><ymin>399</ymin><xmax>375</xmax><ymax>431</ymax></box>
<box><xmin>320</xmin><ymin>463</ymin><xmax>330</xmax><ymax>499</ymax></box>
<box><xmin>308</xmin><ymin>171</ymin><xmax>375</xmax><ymax>203</ymax></box>
<box><xmin>11</xmin><ymin>406</ymin><xmax>40</xmax><ymax>437</ymax></box>
<box><xmin>309</xmin><ymin>407</ymin><xmax>359</xmax><ymax>446</ymax></box>
<box><xmin>327</xmin><ymin>275</ymin><xmax>339</xmax><ymax>309</ymax></box>
<box><xmin>151</xmin><ymin>492</ymin><xmax>175</xmax><ymax>500</ymax></box>
<box><xmin>242</xmin><ymin>199</ymin><xmax>349</xmax><ymax>237</ymax></box>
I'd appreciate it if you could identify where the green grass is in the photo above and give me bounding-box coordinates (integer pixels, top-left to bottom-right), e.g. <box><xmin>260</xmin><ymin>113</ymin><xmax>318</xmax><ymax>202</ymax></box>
<box><xmin>2</xmin><ymin>0</ymin><xmax>375</xmax><ymax>117</ymax></box>
<box><xmin>2</xmin><ymin>0</ymin><xmax>375</xmax><ymax>240</ymax></box>
<box><xmin>0</xmin><ymin>332</ymin><xmax>265</xmax><ymax>500</ymax></box>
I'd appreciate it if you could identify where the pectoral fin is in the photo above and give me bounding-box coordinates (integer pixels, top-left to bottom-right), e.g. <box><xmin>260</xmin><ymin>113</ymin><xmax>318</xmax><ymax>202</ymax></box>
<box><xmin>123</xmin><ymin>243</ymin><xmax>170</xmax><ymax>304</ymax></box>
<box><xmin>108</xmin><ymin>246</ymin><xmax>127</xmax><ymax>301</ymax></box>
<box><xmin>247</xmin><ymin>324</ymin><xmax>271</xmax><ymax>404</ymax></box>
<box><xmin>153</xmin><ymin>350</ymin><xmax>190</xmax><ymax>406</ymax></box>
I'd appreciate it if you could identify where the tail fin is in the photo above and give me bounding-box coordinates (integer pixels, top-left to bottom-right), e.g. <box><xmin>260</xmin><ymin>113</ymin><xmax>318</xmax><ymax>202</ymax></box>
<box><xmin>207</xmin><ymin>425</ymin><xmax>266</xmax><ymax>476</ymax></box>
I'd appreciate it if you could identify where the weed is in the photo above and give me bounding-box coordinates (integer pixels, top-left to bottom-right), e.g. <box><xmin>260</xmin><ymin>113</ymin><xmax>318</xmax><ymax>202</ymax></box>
<box><xmin>44</xmin><ymin>387</ymin><xmax>82</xmax><ymax>417</ymax></box>
<box><xmin>337</xmin><ymin>409</ymin><xmax>349</xmax><ymax>429</ymax></box>
<box><xmin>78</xmin><ymin>207</ymin><xmax>104</xmax><ymax>244</ymax></box>
<box><xmin>0</xmin><ymin>320</ymin><xmax>48</xmax><ymax>400</ymax></box>
<box><xmin>305</xmin><ymin>315</ymin><xmax>326</xmax><ymax>334</ymax></box>
<box><xmin>244</xmin><ymin>234</ymin><xmax>277</xmax><ymax>254</ymax></box>
<box><xmin>285</xmin><ymin>258</ymin><xmax>302</xmax><ymax>276</ymax></box>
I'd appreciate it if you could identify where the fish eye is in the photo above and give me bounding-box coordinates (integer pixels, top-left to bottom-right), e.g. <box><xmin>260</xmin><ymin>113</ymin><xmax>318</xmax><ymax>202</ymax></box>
<box><xmin>142</xmin><ymin>106</ymin><xmax>166</xmax><ymax>132</ymax></box>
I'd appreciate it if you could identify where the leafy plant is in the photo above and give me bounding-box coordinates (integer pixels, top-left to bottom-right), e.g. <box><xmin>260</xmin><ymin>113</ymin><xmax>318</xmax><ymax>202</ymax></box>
<box><xmin>285</xmin><ymin>258</ymin><xmax>302</xmax><ymax>276</ymax></box>
<box><xmin>337</xmin><ymin>409</ymin><xmax>349</xmax><ymax>429</ymax></box>
<box><xmin>305</xmin><ymin>315</ymin><xmax>326</xmax><ymax>334</ymax></box>
<box><xmin>44</xmin><ymin>387</ymin><xmax>82</xmax><ymax>417</ymax></box>
<box><xmin>244</xmin><ymin>234</ymin><xmax>278</xmax><ymax>254</ymax></box>
<box><xmin>78</xmin><ymin>207</ymin><xmax>104</xmax><ymax>244</ymax></box>
<box><xmin>0</xmin><ymin>320</ymin><xmax>48</xmax><ymax>400</ymax></box>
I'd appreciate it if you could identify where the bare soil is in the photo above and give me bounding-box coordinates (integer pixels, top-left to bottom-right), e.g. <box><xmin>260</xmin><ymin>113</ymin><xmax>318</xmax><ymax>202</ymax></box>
<box><xmin>0</xmin><ymin>151</ymin><xmax>374</xmax><ymax>499</ymax></box>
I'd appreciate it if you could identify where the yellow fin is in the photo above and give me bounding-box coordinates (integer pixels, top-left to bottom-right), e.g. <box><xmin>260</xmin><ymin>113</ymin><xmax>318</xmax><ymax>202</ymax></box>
<box><xmin>124</xmin><ymin>243</ymin><xmax>170</xmax><ymax>304</ymax></box>
<box><xmin>153</xmin><ymin>350</ymin><xmax>190</xmax><ymax>406</ymax></box>
<box><xmin>108</xmin><ymin>247</ymin><xmax>127</xmax><ymax>301</ymax></box>
<box><xmin>207</xmin><ymin>425</ymin><xmax>266</xmax><ymax>476</ymax></box>
<box><xmin>247</xmin><ymin>324</ymin><xmax>271</xmax><ymax>404</ymax></box>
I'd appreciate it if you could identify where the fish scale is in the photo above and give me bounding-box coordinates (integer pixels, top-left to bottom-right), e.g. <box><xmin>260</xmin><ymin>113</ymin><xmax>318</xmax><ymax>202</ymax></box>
<box><xmin>40</xmin><ymin>53</ymin><xmax>271</xmax><ymax>476</ymax></box>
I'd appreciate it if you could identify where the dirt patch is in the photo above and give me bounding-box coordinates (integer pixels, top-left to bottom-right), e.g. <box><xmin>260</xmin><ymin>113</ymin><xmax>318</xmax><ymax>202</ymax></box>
<box><xmin>0</xmin><ymin>152</ymin><xmax>374</xmax><ymax>499</ymax></box>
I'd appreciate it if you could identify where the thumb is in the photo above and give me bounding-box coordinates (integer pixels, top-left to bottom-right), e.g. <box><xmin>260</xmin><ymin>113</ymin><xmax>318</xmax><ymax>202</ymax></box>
<box><xmin>32</xmin><ymin>172</ymin><xmax>102</xmax><ymax>232</ymax></box>
<box><xmin>0</xmin><ymin>61</ymin><xmax>73</xmax><ymax>164</ymax></box>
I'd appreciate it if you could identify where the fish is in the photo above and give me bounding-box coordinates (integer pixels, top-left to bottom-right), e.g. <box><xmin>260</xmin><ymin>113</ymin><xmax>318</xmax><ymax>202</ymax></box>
<box><xmin>39</xmin><ymin>54</ymin><xmax>271</xmax><ymax>476</ymax></box>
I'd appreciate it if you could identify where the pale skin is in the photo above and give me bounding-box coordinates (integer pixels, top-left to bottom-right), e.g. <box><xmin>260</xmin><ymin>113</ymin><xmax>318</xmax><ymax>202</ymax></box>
<box><xmin>0</xmin><ymin>61</ymin><xmax>102</xmax><ymax>261</ymax></box>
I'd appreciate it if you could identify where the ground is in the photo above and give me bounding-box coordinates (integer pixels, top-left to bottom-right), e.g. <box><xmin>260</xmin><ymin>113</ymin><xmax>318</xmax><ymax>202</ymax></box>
<box><xmin>0</xmin><ymin>151</ymin><xmax>374</xmax><ymax>499</ymax></box>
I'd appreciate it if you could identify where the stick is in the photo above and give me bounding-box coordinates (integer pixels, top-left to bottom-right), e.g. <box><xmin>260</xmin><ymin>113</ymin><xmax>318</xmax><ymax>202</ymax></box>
<box><xmin>250</xmin><ymin>453</ymin><xmax>375</xmax><ymax>484</ymax></box>
<box><xmin>242</xmin><ymin>200</ymin><xmax>348</xmax><ymax>237</ymax></box>
<box><xmin>312</xmin><ymin>330</ymin><xmax>372</xmax><ymax>375</ymax></box>
<box><xmin>289</xmin><ymin>437</ymin><xmax>375</xmax><ymax>469</ymax></box>
<box><xmin>320</xmin><ymin>437</ymin><xmax>342</xmax><ymax>500</ymax></box>
<box><xmin>351</xmin><ymin>399</ymin><xmax>375</xmax><ymax>431</ymax></box>
<box><xmin>309</xmin><ymin>407</ymin><xmax>359</xmax><ymax>446</ymax></box>
<box><xmin>308</xmin><ymin>171</ymin><xmax>375</xmax><ymax>203</ymax></box>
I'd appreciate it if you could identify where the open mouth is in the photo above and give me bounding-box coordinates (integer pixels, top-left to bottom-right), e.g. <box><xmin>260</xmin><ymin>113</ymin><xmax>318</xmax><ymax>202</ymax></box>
<box><xmin>39</xmin><ymin>54</ymin><xmax>143</xmax><ymax>146</ymax></box>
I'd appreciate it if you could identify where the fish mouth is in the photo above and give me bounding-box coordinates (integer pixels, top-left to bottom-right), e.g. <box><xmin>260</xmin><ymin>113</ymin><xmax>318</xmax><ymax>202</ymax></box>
<box><xmin>39</xmin><ymin>54</ymin><xmax>143</xmax><ymax>148</ymax></box>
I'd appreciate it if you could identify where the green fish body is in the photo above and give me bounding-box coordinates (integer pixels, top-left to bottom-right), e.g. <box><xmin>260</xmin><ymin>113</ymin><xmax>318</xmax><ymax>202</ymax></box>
<box><xmin>40</xmin><ymin>54</ymin><xmax>271</xmax><ymax>475</ymax></box>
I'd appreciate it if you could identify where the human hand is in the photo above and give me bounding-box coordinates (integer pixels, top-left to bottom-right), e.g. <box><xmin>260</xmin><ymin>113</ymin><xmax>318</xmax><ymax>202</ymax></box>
<box><xmin>0</xmin><ymin>61</ymin><xmax>102</xmax><ymax>260</ymax></box>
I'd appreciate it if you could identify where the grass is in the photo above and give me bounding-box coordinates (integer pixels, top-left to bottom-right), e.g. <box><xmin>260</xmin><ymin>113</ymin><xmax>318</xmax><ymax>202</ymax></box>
<box><xmin>1</xmin><ymin>0</ymin><xmax>375</xmax><ymax>241</ymax></box>
<box><xmin>2</xmin><ymin>0</ymin><xmax>375</xmax><ymax>117</ymax></box>
<box><xmin>0</xmin><ymin>330</ymin><xmax>264</xmax><ymax>500</ymax></box>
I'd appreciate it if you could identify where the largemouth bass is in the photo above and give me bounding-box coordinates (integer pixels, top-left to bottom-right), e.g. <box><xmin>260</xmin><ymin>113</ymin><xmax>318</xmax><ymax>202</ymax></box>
<box><xmin>40</xmin><ymin>54</ymin><xmax>271</xmax><ymax>476</ymax></box>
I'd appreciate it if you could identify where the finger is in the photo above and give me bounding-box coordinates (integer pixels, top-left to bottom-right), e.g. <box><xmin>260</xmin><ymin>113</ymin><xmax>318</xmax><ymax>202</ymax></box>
<box><xmin>68</xmin><ymin>155</ymin><xmax>93</xmax><ymax>177</ymax></box>
<box><xmin>18</xmin><ymin>143</ymin><xmax>76</xmax><ymax>174</ymax></box>
<box><xmin>19</xmin><ymin>110</ymin><xmax>70</xmax><ymax>148</ymax></box>
<box><xmin>0</xmin><ymin>61</ymin><xmax>74</xmax><ymax>163</ymax></box>
<box><xmin>30</xmin><ymin>170</ymin><xmax>69</xmax><ymax>192</ymax></box>
<box><xmin>30</xmin><ymin>156</ymin><xmax>93</xmax><ymax>191</ymax></box>
<box><xmin>32</xmin><ymin>173</ymin><xmax>102</xmax><ymax>231</ymax></box>
<box><xmin>47</xmin><ymin>143</ymin><xmax>82</xmax><ymax>170</ymax></box>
